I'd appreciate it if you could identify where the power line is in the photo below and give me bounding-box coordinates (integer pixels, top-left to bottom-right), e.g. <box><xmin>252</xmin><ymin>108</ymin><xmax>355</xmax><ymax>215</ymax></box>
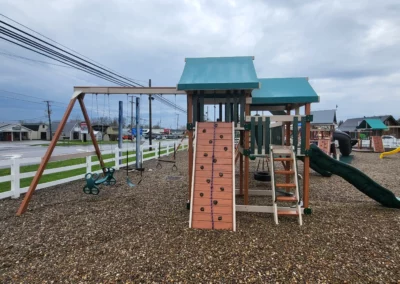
<box><xmin>0</xmin><ymin>89</ymin><xmax>67</xmax><ymax>105</ymax></box>
<box><xmin>0</xmin><ymin>50</ymin><xmax>74</xmax><ymax>68</ymax></box>
<box><xmin>0</xmin><ymin>13</ymin><xmax>148</xmax><ymax>84</ymax></box>
<box><xmin>0</xmin><ymin>15</ymin><xmax>186</xmax><ymax>113</ymax></box>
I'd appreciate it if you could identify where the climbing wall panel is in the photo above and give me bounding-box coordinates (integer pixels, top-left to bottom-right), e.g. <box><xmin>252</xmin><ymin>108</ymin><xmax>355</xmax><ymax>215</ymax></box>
<box><xmin>372</xmin><ymin>136</ymin><xmax>384</xmax><ymax>153</ymax></box>
<box><xmin>318</xmin><ymin>139</ymin><xmax>331</xmax><ymax>155</ymax></box>
<box><xmin>189</xmin><ymin>122</ymin><xmax>235</xmax><ymax>231</ymax></box>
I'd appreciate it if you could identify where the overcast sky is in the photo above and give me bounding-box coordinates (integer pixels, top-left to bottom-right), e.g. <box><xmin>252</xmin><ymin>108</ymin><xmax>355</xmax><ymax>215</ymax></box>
<box><xmin>0</xmin><ymin>0</ymin><xmax>399</xmax><ymax>127</ymax></box>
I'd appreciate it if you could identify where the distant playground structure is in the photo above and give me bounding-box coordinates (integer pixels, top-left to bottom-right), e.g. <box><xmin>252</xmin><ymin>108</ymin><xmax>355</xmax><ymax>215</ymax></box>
<box><xmin>15</xmin><ymin>56</ymin><xmax>400</xmax><ymax>230</ymax></box>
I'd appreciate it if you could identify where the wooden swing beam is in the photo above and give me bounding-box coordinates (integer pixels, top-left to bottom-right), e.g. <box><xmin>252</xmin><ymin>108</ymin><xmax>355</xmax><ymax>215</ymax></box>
<box><xmin>17</xmin><ymin>87</ymin><xmax>184</xmax><ymax>215</ymax></box>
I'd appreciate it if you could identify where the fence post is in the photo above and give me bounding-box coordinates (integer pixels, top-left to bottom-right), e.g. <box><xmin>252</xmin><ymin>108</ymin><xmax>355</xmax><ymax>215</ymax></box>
<box><xmin>11</xmin><ymin>158</ymin><xmax>20</xmax><ymax>199</ymax></box>
<box><xmin>115</xmin><ymin>147</ymin><xmax>120</xmax><ymax>170</ymax></box>
<box><xmin>86</xmin><ymin>155</ymin><xmax>91</xmax><ymax>173</ymax></box>
<box><xmin>167</xmin><ymin>143</ymin><xmax>170</xmax><ymax>156</ymax></box>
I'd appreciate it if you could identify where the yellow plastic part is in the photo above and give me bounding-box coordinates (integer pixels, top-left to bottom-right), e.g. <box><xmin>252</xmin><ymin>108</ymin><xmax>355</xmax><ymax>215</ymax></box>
<box><xmin>380</xmin><ymin>146</ymin><xmax>400</xmax><ymax>159</ymax></box>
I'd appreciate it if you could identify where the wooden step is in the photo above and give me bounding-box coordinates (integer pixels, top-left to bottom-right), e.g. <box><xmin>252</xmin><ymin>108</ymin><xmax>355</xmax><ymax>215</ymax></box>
<box><xmin>274</xmin><ymin>170</ymin><xmax>294</xmax><ymax>175</ymax></box>
<box><xmin>275</xmin><ymin>183</ymin><xmax>296</xmax><ymax>188</ymax></box>
<box><xmin>277</xmin><ymin>210</ymin><xmax>299</xmax><ymax>216</ymax></box>
<box><xmin>276</xmin><ymin>196</ymin><xmax>298</xmax><ymax>202</ymax></box>
<box><xmin>274</xmin><ymin>158</ymin><xmax>293</xmax><ymax>162</ymax></box>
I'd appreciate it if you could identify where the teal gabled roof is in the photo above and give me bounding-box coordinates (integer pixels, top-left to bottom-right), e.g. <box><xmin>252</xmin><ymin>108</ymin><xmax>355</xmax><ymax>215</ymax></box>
<box><xmin>356</xmin><ymin>119</ymin><xmax>388</xmax><ymax>130</ymax></box>
<box><xmin>177</xmin><ymin>56</ymin><xmax>259</xmax><ymax>90</ymax></box>
<box><xmin>251</xmin><ymin>78</ymin><xmax>320</xmax><ymax>104</ymax></box>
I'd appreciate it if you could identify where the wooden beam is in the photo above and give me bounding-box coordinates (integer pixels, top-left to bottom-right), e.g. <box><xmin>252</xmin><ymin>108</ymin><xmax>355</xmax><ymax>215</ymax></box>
<box><xmin>285</xmin><ymin>107</ymin><xmax>291</xmax><ymax>185</ymax></box>
<box><xmin>78</xmin><ymin>96</ymin><xmax>106</xmax><ymax>174</ymax></box>
<box><xmin>73</xmin><ymin>86</ymin><xmax>185</xmax><ymax>96</ymax></box>
<box><xmin>303</xmin><ymin>103</ymin><xmax>311</xmax><ymax>208</ymax></box>
<box><xmin>17</xmin><ymin>97</ymin><xmax>77</xmax><ymax>216</ymax></box>
<box><xmin>239</xmin><ymin>131</ymin><xmax>244</xmax><ymax>195</ymax></box>
<box><xmin>244</xmin><ymin>94</ymin><xmax>250</xmax><ymax>205</ymax></box>
<box><xmin>187</xmin><ymin>94</ymin><xmax>193</xmax><ymax>205</ymax></box>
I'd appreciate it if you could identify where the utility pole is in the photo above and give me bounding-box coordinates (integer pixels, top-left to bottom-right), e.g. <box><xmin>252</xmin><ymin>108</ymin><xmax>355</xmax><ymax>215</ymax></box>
<box><xmin>148</xmin><ymin>79</ymin><xmax>153</xmax><ymax>151</ymax></box>
<box><xmin>176</xmin><ymin>113</ymin><xmax>179</xmax><ymax>130</ymax></box>
<box><xmin>44</xmin><ymin>101</ymin><xmax>52</xmax><ymax>140</ymax></box>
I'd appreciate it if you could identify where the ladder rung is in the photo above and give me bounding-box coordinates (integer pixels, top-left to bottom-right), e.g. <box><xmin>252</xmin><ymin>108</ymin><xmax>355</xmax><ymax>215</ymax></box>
<box><xmin>276</xmin><ymin>183</ymin><xmax>296</xmax><ymax>188</ymax></box>
<box><xmin>272</xmin><ymin>149</ymin><xmax>292</xmax><ymax>154</ymax></box>
<box><xmin>276</xmin><ymin>196</ymin><xmax>298</xmax><ymax>202</ymax></box>
<box><xmin>278</xmin><ymin>210</ymin><xmax>299</xmax><ymax>216</ymax></box>
<box><xmin>275</xmin><ymin>170</ymin><xmax>294</xmax><ymax>175</ymax></box>
<box><xmin>274</xmin><ymin>158</ymin><xmax>293</xmax><ymax>162</ymax></box>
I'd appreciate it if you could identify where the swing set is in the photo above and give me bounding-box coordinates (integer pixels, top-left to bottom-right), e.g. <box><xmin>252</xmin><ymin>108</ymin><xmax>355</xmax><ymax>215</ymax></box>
<box><xmin>16</xmin><ymin>87</ymin><xmax>185</xmax><ymax>215</ymax></box>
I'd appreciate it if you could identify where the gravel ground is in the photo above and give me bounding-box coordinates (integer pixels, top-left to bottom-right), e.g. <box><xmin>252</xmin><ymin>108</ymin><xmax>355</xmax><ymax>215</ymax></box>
<box><xmin>1</xmin><ymin>151</ymin><xmax>400</xmax><ymax>283</ymax></box>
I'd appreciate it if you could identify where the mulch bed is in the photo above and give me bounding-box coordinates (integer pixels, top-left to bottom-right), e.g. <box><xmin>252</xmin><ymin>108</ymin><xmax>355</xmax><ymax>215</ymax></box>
<box><xmin>0</xmin><ymin>151</ymin><xmax>399</xmax><ymax>282</ymax></box>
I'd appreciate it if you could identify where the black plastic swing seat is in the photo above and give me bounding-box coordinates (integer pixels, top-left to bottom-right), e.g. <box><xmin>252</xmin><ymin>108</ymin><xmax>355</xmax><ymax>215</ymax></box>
<box><xmin>157</xmin><ymin>159</ymin><xmax>176</xmax><ymax>163</ymax></box>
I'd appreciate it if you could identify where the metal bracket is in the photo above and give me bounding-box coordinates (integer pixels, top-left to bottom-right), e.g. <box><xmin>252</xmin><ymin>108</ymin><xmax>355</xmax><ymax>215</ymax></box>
<box><xmin>242</xmin><ymin>149</ymin><xmax>251</xmax><ymax>156</ymax></box>
<box><xmin>305</xmin><ymin>115</ymin><xmax>313</xmax><ymax>122</ymax></box>
<box><xmin>304</xmin><ymin>208</ymin><xmax>312</xmax><ymax>215</ymax></box>
<box><xmin>186</xmin><ymin>123</ymin><xmax>195</xmax><ymax>131</ymax></box>
<box><xmin>244</xmin><ymin>122</ymin><xmax>251</xmax><ymax>131</ymax></box>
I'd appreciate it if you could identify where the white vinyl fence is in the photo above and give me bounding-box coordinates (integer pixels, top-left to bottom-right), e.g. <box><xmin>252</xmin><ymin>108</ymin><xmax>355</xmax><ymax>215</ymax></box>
<box><xmin>0</xmin><ymin>141</ymin><xmax>188</xmax><ymax>200</ymax></box>
<box><xmin>359</xmin><ymin>138</ymin><xmax>400</xmax><ymax>148</ymax></box>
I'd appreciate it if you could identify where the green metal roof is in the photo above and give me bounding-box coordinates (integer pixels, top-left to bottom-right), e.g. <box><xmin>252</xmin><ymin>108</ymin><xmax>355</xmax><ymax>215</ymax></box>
<box><xmin>251</xmin><ymin>78</ymin><xmax>320</xmax><ymax>105</ymax></box>
<box><xmin>177</xmin><ymin>56</ymin><xmax>259</xmax><ymax>90</ymax></box>
<box><xmin>356</xmin><ymin>119</ymin><xmax>388</xmax><ymax>130</ymax></box>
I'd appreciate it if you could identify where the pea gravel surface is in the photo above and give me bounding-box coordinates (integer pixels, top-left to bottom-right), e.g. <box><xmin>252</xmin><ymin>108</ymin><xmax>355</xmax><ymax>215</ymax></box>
<box><xmin>1</xmin><ymin>151</ymin><xmax>400</xmax><ymax>283</ymax></box>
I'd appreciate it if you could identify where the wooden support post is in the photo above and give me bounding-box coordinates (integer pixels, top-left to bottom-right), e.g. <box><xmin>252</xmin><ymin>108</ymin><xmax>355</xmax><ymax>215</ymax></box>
<box><xmin>303</xmin><ymin>103</ymin><xmax>311</xmax><ymax>208</ymax></box>
<box><xmin>244</xmin><ymin>95</ymin><xmax>250</xmax><ymax>205</ymax></box>
<box><xmin>17</xmin><ymin>96</ymin><xmax>78</xmax><ymax>216</ymax></box>
<box><xmin>285</xmin><ymin>107</ymin><xmax>291</xmax><ymax>185</ymax></box>
<box><xmin>239</xmin><ymin>130</ymin><xmax>244</xmax><ymax>195</ymax></box>
<box><xmin>78</xmin><ymin>96</ymin><xmax>106</xmax><ymax>174</ymax></box>
<box><xmin>187</xmin><ymin>94</ymin><xmax>193</xmax><ymax>206</ymax></box>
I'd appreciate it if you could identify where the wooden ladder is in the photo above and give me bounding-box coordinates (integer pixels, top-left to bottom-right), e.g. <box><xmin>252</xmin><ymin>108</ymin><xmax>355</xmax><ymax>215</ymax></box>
<box><xmin>270</xmin><ymin>145</ymin><xmax>303</xmax><ymax>225</ymax></box>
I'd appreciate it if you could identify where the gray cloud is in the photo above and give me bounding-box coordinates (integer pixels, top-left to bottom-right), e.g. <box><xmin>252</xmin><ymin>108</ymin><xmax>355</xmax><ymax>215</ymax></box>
<box><xmin>0</xmin><ymin>0</ymin><xmax>399</xmax><ymax>125</ymax></box>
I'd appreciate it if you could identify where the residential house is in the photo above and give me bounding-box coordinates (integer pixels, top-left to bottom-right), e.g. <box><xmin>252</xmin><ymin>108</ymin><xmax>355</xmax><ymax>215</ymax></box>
<box><xmin>22</xmin><ymin>123</ymin><xmax>48</xmax><ymax>140</ymax></box>
<box><xmin>339</xmin><ymin>115</ymin><xmax>399</xmax><ymax>138</ymax></box>
<box><xmin>310</xmin><ymin>109</ymin><xmax>337</xmax><ymax>141</ymax></box>
<box><xmin>0</xmin><ymin>123</ymin><xmax>32</xmax><ymax>141</ymax></box>
<box><xmin>47</xmin><ymin>121</ymin><xmax>80</xmax><ymax>140</ymax></box>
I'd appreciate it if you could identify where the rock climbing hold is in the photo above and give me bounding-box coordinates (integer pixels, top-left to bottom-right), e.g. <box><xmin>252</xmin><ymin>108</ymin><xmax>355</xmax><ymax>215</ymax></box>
<box><xmin>202</xmin><ymin>129</ymin><xmax>206</xmax><ymax>133</ymax></box>
<box><xmin>200</xmin><ymin>165</ymin><xmax>204</xmax><ymax>170</ymax></box>
<box><xmin>224</xmin><ymin>147</ymin><xmax>228</xmax><ymax>151</ymax></box>
<box><xmin>203</xmin><ymin>153</ymin><xmax>208</xmax><ymax>157</ymax></box>
<box><xmin>213</xmin><ymin>200</ymin><xmax>218</xmax><ymax>205</ymax></box>
<box><xmin>218</xmin><ymin>216</ymin><xmax>222</xmax><ymax>221</ymax></box>
<box><xmin>214</xmin><ymin>123</ymin><xmax>218</xmax><ymax>127</ymax></box>
<box><xmin>219</xmin><ymin>172</ymin><xmax>223</xmax><ymax>177</ymax></box>
<box><xmin>200</xmin><ymin>207</ymin><xmax>204</xmax><ymax>211</ymax></box>
<box><xmin>220</xmin><ymin>135</ymin><xmax>223</xmax><ymax>139</ymax></box>
<box><xmin>209</xmin><ymin>140</ymin><xmax>213</xmax><ymax>144</ymax></box>
<box><xmin>213</xmin><ymin>158</ymin><xmax>217</xmax><ymax>163</ymax></box>
<box><xmin>200</xmin><ymin>192</ymin><xmax>204</xmax><ymax>197</ymax></box>
<box><xmin>206</xmin><ymin>179</ymin><xmax>211</xmax><ymax>184</ymax></box>
<box><xmin>220</xmin><ymin>187</ymin><xmax>224</xmax><ymax>191</ymax></box>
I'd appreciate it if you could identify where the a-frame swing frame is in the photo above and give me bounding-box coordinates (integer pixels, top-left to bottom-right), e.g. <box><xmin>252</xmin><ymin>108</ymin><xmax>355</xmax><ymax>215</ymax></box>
<box><xmin>17</xmin><ymin>87</ymin><xmax>185</xmax><ymax>216</ymax></box>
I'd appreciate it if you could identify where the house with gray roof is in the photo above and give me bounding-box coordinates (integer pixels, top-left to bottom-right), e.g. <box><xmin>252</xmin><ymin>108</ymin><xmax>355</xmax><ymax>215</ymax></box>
<box><xmin>47</xmin><ymin>121</ymin><xmax>81</xmax><ymax>140</ymax></box>
<box><xmin>339</xmin><ymin>115</ymin><xmax>399</xmax><ymax>131</ymax></box>
<box><xmin>0</xmin><ymin>123</ymin><xmax>33</xmax><ymax>141</ymax></box>
<box><xmin>22</xmin><ymin>123</ymin><xmax>48</xmax><ymax>140</ymax></box>
<box><xmin>311</xmin><ymin>109</ymin><xmax>337</xmax><ymax>126</ymax></box>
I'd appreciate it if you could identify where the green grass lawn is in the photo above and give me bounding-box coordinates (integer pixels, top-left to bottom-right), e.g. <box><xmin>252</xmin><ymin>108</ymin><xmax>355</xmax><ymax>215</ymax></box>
<box><xmin>0</xmin><ymin>148</ymin><xmax>174</xmax><ymax>193</ymax></box>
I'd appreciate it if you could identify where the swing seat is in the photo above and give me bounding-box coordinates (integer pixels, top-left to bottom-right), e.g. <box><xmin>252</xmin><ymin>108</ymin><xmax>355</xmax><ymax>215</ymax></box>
<box><xmin>83</xmin><ymin>167</ymin><xmax>116</xmax><ymax>195</ymax></box>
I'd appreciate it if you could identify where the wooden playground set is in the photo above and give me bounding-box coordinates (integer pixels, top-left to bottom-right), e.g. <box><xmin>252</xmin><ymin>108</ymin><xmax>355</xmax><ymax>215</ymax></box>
<box><xmin>15</xmin><ymin>56</ymin><xmax>400</xmax><ymax>230</ymax></box>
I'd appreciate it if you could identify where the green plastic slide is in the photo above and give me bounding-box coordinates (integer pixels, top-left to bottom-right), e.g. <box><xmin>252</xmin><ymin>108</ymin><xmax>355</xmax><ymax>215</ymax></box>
<box><xmin>298</xmin><ymin>156</ymin><xmax>332</xmax><ymax>177</ymax></box>
<box><xmin>307</xmin><ymin>144</ymin><xmax>400</xmax><ymax>208</ymax></box>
